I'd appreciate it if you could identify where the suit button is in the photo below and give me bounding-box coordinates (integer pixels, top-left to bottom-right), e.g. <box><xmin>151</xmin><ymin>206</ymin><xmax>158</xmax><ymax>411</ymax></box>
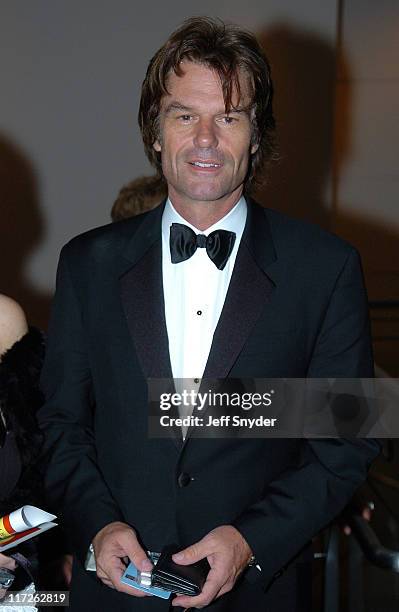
<box><xmin>178</xmin><ymin>472</ymin><xmax>191</xmax><ymax>488</ymax></box>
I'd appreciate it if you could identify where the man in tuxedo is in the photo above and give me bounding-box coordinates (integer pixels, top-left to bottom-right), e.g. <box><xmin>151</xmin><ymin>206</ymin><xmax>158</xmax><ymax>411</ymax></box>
<box><xmin>39</xmin><ymin>17</ymin><xmax>379</xmax><ymax>611</ymax></box>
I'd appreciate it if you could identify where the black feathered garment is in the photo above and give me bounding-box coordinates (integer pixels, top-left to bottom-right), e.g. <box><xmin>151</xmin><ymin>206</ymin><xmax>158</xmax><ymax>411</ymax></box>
<box><xmin>0</xmin><ymin>327</ymin><xmax>45</xmax><ymax>588</ymax></box>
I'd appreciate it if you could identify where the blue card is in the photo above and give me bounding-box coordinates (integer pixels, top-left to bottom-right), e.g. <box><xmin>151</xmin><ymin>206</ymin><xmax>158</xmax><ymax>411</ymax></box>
<box><xmin>121</xmin><ymin>561</ymin><xmax>172</xmax><ymax>599</ymax></box>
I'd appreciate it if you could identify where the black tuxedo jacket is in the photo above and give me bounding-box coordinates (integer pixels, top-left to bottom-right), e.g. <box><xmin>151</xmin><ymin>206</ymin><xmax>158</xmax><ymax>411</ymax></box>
<box><xmin>39</xmin><ymin>199</ymin><xmax>379</xmax><ymax>611</ymax></box>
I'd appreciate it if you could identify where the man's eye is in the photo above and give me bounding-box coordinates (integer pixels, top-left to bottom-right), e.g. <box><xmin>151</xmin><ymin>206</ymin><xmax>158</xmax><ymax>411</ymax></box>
<box><xmin>220</xmin><ymin>116</ymin><xmax>237</xmax><ymax>125</ymax></box>
<box><xmin>179</xmin><ymin>115</ymin><xmax>192</xmax><ymax>121</ymax></box>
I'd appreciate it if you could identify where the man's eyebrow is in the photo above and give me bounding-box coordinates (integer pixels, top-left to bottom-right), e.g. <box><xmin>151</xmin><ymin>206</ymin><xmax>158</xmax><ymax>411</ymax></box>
<box><xmin>162</xmin><ymin>102</ymin><xmax>253</xmax><ymax>115</ymax></box>
<box><xmin>227</xmin><ymin>105</ymin><xmax>254</xmax><ymax>114</ymax></box>
<box><xmin>163</xmin><ymin>102</ymin><xmax>194</xmax><ymax>114</ymax></box>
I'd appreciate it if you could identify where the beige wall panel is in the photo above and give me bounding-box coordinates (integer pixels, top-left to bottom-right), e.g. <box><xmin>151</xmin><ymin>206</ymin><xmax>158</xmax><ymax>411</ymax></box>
<box><xmin>338</xmin><ymin>0</ymin><xmax>399</xmax><ymax>80</ymax></box>
<box><xmin>334</xmin><ymin>81</ymin><xmax>399</xmax><ymax>182</ymax></box>
<box><xmin>333</xmin><ymin>9</ymin><xmax>399</xmax><ymax>309</ymax></box>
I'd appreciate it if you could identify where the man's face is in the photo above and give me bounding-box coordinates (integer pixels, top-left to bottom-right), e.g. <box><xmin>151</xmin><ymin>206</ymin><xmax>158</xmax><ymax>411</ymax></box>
<box><xmin>153</xmin><ymin>61</ymin><xmax>258</xmax><ymax>209</ymax></box>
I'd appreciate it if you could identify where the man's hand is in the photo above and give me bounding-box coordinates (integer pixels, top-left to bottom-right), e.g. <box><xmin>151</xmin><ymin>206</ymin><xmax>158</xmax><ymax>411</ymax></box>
<box><xmin>61</xmin><ymin>554</ymin><xmax>73</xmax><ymax>587</ymax></box>
<box><xmin>92</xmin><ymin>521</ymin><xmax>153</xmax><ymax>596</ymax></box>
<box><xmin>171</xmin><ymin>525</ymin><xmax>253</xmax><ymax>609</ymax></box>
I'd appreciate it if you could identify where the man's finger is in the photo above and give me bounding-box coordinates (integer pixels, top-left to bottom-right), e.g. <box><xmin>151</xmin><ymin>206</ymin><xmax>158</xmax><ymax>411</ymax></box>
<box><xmin>121</xmin><ymin>532</ymin><xmax>153</xmax><ymax>572</ymax></box>
<box><xmin>216</xmin><ymin>580</ymin><xmax>235</xmax><ymax>599</ymax></box>
<box><xmin>107</xmin><ymin>561</ymin><xmax>150</xmax><ymax>597</ymax></box>
<box><xmin>172</xmin><ymin>539</ymin><xmax>209</xmax><ymax>565</ymax></box>
<box><xmin>96</xmin><ymin>557</ymin><xmax>123</xmax><ymax>587</ymax></box>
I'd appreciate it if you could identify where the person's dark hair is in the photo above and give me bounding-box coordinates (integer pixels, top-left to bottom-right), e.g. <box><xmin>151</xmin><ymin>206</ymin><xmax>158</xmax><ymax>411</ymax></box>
<box><xmin>138</xmin><ymin>16</ymin><xmax>276</xmax><ymax>190</ymax></box>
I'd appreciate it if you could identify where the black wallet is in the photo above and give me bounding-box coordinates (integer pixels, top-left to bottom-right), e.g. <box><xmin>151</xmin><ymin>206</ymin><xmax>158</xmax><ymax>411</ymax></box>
<box><xmin>151</xmin><ymin>544</ymin><xmax>210</xmax><ymax>596</ymax></box>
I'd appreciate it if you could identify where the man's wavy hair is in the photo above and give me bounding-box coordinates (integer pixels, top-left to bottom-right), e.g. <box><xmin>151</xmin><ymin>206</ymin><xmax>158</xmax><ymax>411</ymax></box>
<box><xmin>138</xmin><ymin>17</ymin><xmax>276</xmax><ymax>190</ymax></box>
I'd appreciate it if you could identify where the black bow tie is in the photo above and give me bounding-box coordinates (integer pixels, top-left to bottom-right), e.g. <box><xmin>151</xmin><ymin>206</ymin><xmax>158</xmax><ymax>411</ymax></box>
<box><xmin>169</xmin><ymin>223</ymin><xmax>236</xmax><ymax>270</ymax></box>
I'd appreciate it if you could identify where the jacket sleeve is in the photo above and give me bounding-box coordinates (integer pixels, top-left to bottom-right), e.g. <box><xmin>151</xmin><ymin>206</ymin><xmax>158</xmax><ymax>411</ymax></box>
<box><xmin>233</xmin><ymin>248</ymin><xmax>380</xmax><ymax>587</ymax></box>
<box><xmin>38</xmin><ymin>246</ymin><xmax>124</xmax><ymax>566</ymax></box>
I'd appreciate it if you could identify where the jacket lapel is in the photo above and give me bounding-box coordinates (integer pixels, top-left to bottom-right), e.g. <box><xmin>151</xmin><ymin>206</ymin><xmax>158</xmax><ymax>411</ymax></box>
<box><xmin>118</xmin><ymin>203</ymin><xmax>171</xmax><ymax>379</ymax></box>
<box><xmin>120</xmin><ymin>240</ymin><xmax>172</xmax><ymax>379</ymax></box>
<box><xmin>118</xmin><ymin>203</ymin><xmax>182</xmax><ymax>449</ymax></box>
<box><xmin>183</xmin><ymin>200</ymin><xmax>278</xmax><ymax>443</ymax></box>
<box><xmin>203</xmin><ymin>199</ymin><xmax>277</xmax><ymax>379</ymax></box>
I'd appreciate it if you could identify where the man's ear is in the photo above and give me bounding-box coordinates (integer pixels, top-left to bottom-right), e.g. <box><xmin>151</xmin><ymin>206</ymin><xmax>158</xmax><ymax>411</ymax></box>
<box><xmin>153</xmin><ymin>140</ymin><xmax>162</xmax><ymax>152</ymax></box>
<box><xmin>250</xmin><ymin>142</ymin><xmax>259</xmax><ymax>155</ymax></box>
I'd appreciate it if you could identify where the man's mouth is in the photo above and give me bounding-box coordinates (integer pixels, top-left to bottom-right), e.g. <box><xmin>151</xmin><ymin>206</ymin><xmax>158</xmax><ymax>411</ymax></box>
<box><xmin>189</xmin><ymin>161</ymin><xmax>222</xmax><ymax>169</ymax></box>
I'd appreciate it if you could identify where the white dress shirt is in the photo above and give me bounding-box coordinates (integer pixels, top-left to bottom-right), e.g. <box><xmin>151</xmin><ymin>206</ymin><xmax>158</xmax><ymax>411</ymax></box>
<box><xmin>162</xmin><ymin>196</ymin><xmax>247</xmax><ymax>383</ymax></box>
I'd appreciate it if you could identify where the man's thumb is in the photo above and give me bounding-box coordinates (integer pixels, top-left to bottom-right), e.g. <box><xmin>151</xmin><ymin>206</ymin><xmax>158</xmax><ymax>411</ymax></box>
<box><xmin>172</xmin><ymin>541</ymin><xmax>206</xmax><ymax>565</ymax></box>
<box><xmin>123</xmin><ymin>531</ymin><xmax>153</xmax><ymax>572</ymax></box>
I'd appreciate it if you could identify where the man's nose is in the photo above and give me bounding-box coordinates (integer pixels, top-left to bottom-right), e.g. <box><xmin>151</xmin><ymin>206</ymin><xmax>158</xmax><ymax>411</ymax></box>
<box><xmin>193</xmin><ymin>117</ymin><xmax>218</xmax><ymax>149</ymax></box>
